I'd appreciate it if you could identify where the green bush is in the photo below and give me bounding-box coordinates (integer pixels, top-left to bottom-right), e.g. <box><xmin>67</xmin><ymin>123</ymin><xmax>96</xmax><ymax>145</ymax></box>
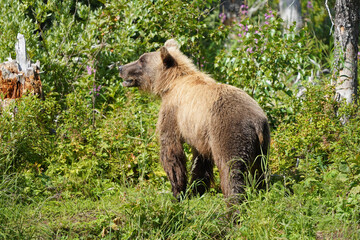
<box><xmin>0</xmin><ymin>96</ymin><xmax>59</xmax><ymax>204</ymax></box>
<box><xmin>45</xmin><ymin>90</ymin><xmax>162</xmax><ymax>197</ymax></box>
<box><xmin>0</xmin><ymin>96</ymin><xmax>58</xmax><ymax>175</ymax></box>
<box><xmin>271</xmin><ymin>79</ymin><xmax>360</xmax><ymax>203</ymax></box>
<box><xmin>214</xmin><ymin>12</ymin><xmax>321</xmax><ymax>127</ymax></box>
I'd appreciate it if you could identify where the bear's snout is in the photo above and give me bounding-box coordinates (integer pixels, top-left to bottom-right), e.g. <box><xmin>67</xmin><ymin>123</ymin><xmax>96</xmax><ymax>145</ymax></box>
<box><xmin>119</xmin><ymin>65</ymin><xmax>139</xmax><ymax>87</ymax></box>
<box><xmin>118</xmin><ymin>63</ymin><xmax>143</xmax><ymax>88</ymax></box>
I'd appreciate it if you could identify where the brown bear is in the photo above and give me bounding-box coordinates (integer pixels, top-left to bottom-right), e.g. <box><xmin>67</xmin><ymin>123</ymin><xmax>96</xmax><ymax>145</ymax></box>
<box><xmin>119</xmin><ymin>39</ymin><xmax>270</xmax><ymax>202</ymax></box>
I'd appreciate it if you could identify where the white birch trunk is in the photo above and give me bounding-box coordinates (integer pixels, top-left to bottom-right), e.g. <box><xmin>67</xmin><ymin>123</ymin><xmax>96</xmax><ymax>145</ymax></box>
<box><xmin>279</xmin><ymin>0</ymin><xmax>303</xmax><ymax>30</ymax></box>
<box><xmin>334</xmin><ymin>0</ymin><xmax>360</xmax><ymax>105</ymax></box>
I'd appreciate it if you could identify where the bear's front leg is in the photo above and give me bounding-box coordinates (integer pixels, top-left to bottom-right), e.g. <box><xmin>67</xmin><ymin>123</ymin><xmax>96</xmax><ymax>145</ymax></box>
<box><xmin>159</xmin><ymin>134</ymin><xmax>187</xmax><ymax>200</ymax></box>
<box><xmin>157</xmin><ymin>106</ymin><xmax>187</xmax><ymax>200</ymax></box>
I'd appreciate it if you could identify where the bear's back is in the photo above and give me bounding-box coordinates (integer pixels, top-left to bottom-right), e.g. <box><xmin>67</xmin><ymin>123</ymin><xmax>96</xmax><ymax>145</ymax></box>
<box><xmin>162</xmin><ymin>74</ymin><xmax>267</xmax><ymax>156</ymax></box>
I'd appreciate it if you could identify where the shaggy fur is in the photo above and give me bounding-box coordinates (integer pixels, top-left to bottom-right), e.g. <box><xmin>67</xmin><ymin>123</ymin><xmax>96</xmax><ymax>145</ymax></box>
<box><xmin>119</xmin><ymin>39</ymin><xmax>270</xmax><ymax>202</ymax></box>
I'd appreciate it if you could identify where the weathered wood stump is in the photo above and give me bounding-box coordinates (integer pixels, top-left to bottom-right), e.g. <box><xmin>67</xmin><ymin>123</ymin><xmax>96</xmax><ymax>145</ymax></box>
<box><xmin>0</xmin><ymin>60</ymin><xmax>42</xmax><ymax>99</ymax></box>
<box><xmin>0</xmin><ymin>34</ymin><xmax>43</xmax><ymax>111</ymax></box>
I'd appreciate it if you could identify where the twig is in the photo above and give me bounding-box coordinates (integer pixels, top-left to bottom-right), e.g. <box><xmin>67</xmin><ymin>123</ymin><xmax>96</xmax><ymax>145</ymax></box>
<box><xmin>55</xmin><ymin>0</ymin><xmax>79</xmax><ymax>57</ymax></box>
<box><xmin>248</xmin><ymin>0</ymin><xmax>267</xmax><ymax>18</ymax></box>
<box><xmin>325</xmin><ymin>0</ymin><xmax>334</xmax><ymax>35</ymax></box>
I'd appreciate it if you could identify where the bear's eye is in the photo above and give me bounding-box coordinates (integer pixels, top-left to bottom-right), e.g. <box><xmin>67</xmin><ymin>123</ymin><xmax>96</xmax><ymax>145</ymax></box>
<box><xmin>139</xmin><ymin>56</ymin><xmax>146</xmax><ymax>64</ymax></box>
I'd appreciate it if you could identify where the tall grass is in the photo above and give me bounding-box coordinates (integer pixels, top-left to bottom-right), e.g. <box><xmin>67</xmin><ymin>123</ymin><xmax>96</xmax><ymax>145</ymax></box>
<box><xmin>1</xmin><ymin>175</ymin><xmax>359</xmax><ymax>239</ymax></box>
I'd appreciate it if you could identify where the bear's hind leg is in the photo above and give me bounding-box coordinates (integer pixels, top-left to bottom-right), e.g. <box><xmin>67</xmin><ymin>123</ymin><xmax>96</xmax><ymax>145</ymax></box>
<box><xmin>215</xmin><ymin>155</ymin><xmax>248</xmax><ymax>204</ymax></box>
<box><xmin>190</xmin><ymin>149</ymin><xmax>214</xmax><ymax>196</ymax></box>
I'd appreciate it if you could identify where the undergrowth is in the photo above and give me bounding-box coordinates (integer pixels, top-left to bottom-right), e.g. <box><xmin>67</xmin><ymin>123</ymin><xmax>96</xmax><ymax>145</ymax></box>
<box><xmin>1</xmin><ymin>180</ymin><xmax>359</xmax><ymax>239</ymax></box>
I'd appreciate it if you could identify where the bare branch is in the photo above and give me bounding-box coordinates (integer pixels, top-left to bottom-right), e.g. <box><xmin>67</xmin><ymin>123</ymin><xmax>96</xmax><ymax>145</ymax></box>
<box><xmin>325</xmin><ymin>0</ymin><xmax>335</xmax><ymax>35</ymax></box>
<box><xmin>248</xmin><ymin>0</ymin><xmax>267</xmax><ymax>18</ymax></box>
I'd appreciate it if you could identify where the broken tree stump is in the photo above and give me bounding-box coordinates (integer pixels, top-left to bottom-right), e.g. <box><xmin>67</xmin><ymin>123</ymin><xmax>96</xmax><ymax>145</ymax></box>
<box><xmin>0</xmin><ymin>33</ymin><xmax>43</xmax><ymax>110</ymax></box>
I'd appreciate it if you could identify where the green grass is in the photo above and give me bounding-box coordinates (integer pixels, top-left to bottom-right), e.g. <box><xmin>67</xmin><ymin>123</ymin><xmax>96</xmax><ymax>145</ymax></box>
<box><xmin>1</xmin><ymin>179</ymin><xmax>359</xmax><ymax>240</ymax></box>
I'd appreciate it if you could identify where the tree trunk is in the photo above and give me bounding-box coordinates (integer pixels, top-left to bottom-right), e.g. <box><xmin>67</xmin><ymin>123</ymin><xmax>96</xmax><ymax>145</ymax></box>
<box><xmin>220</xmin><ymin>0</ymin><xmax>243</xmax><ymax>25</ymax></box>
<box><xmin>279</xmin><ymin>0</ymin><xmax>303</xmax><ymax>30</ymax></box>
<box><xmin>334</xmin><ymin>0</ymin><xmax>360</xmax><ymax>105</ymax></box>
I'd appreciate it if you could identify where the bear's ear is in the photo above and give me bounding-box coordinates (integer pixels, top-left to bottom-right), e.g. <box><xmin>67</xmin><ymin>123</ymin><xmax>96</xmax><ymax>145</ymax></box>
<box><xmin>160</xmin><ymin>47</ymin><xmax>176</xmax><ymax>68</ymax></box>
<box><xmin>164</xmin><ymin>39</ymin><xmax>179</xmax><ymax>50</ymax></box>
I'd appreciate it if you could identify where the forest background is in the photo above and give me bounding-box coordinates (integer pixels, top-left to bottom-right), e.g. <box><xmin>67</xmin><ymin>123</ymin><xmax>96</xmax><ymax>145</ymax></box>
<box><xmin>0</xmin><ymin>0</ymin><xmax>359</xmax><ymax>239</ymax></box>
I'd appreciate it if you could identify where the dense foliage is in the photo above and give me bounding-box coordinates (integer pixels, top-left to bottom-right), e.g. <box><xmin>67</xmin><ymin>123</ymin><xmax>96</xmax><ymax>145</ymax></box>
<box><xmin>0</xmin><ymin>0</ymin><xmax>359</xmax><ymax>238</ymax></box>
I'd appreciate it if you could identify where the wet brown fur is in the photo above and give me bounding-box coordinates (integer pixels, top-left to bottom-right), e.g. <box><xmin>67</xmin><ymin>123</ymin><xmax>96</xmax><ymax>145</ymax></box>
<box><xmin>119</xmin><ymin>40</ymin><xmax>270</xmax><ymax>202</ymax></box>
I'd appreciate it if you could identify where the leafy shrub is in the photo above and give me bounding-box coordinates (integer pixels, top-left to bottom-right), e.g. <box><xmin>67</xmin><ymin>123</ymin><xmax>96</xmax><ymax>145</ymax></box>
<box><xmin>214</xmin><ymin>11</ymin><xmax>321</xmax><ymax>126</ymax></box>
<box><xmin>271</xmin><ymin>79</ymin><xmax>360</xmax><ymax>202</ymax></box>
<box><xmin>0</xmin><ymin>96</ymin><xmax>59</xmax><ymax>203</ymax></box>
<box><xmin>0</xmin><ymin>0</ymin><xmax>37</xmax><ymax>62</ymax></box>
<box><xmin>271</xmin><ymin>80</ymin><xmax>337</xmax><ymax>174</ymax></box>
<box><xmin>1</xmin><ymin>0</ymin><xmax>224</xmax><ymax>97</ymax></box>
<box><xmin>0</xmin><ymin>96</ymin><xmax>58</xmax><ymax>175</ymax></box>
<box><xmin>45</xmin><ymin>90</ymin><xmax>162</xmax><ymax>197</ymax></box>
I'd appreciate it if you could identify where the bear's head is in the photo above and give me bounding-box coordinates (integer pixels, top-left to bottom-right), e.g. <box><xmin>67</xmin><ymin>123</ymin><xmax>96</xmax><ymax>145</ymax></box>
<box><xmin>119</xmin><ymin>39</ymin><xmax>194</xmax><ymax>95</ymax></box>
